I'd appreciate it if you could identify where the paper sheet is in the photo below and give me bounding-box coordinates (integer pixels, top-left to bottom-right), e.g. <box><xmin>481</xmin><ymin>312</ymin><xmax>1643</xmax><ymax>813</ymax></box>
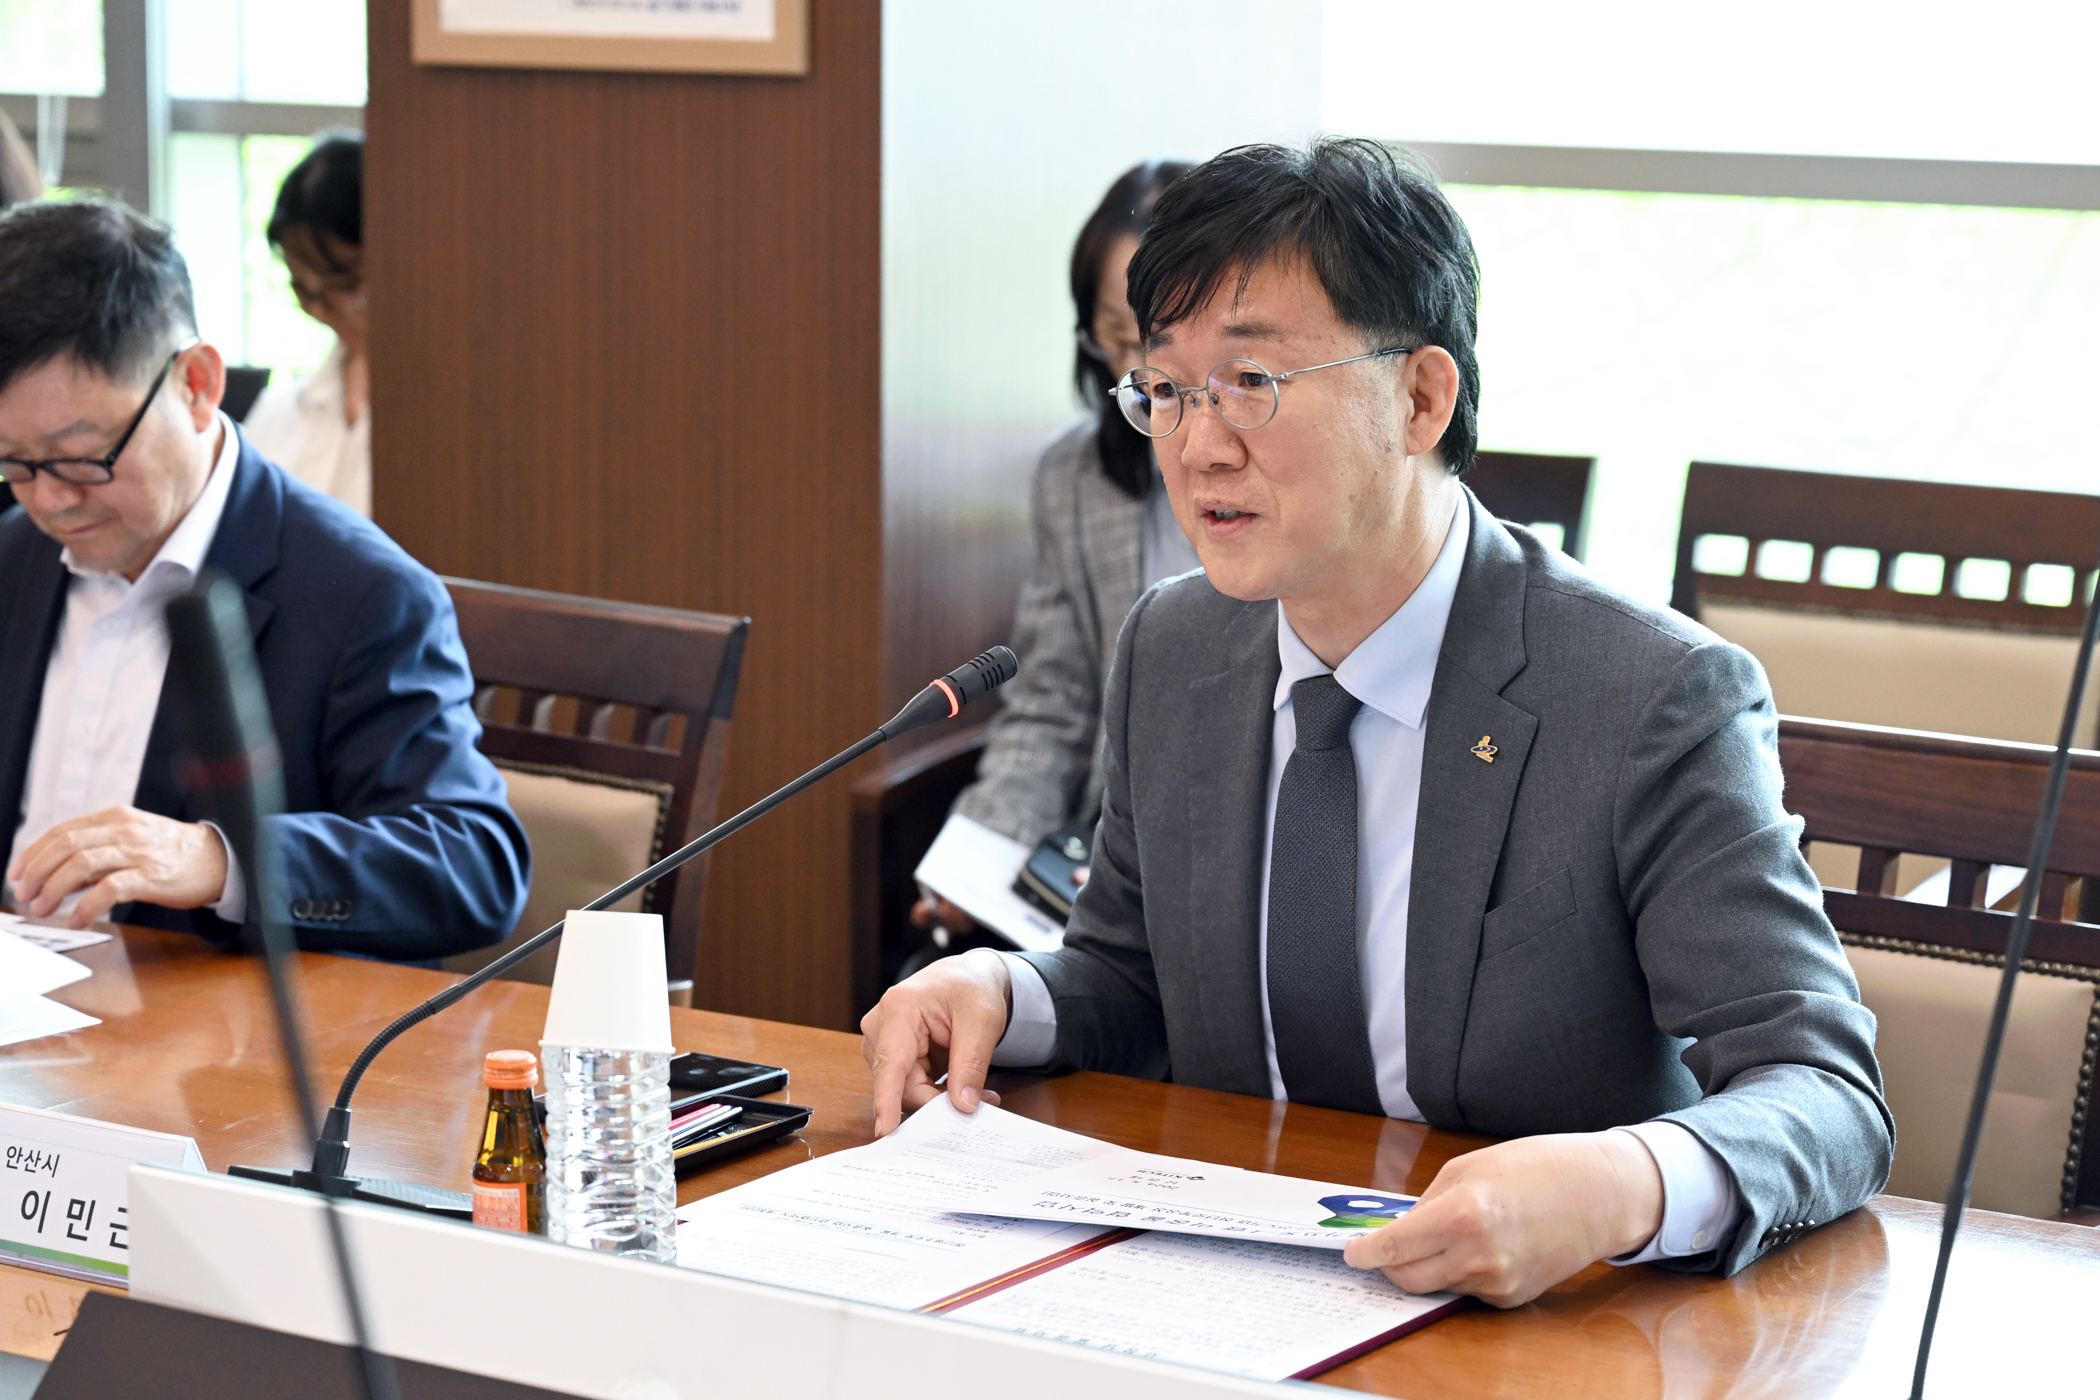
<box><xmin>0</xmin><ymin>914</ymin><xmax>114</xmax><ymax>956</ymax></box>
<box><xmin>0</xmin><ymin>994</ymin><xmax>101</xmax><ymax>1050</ymax></box>
<box><xmin>958</xmin><ymin>1147</ymin><xmax>1419</xmax><ymax>1250</ymax></box>
<box><xmin>912</xmin><ymin>814</ymin><xmax>1065</xmax><ymax>952</ymax></box>
<box><xmin>942</xmin><ymin>1229</ymin><xmax>1462</xmax><ymax>1381</ymax></box>
<box><xmin>0</xmin><ymin>928</ymin><xmax>95</xmax><ymax>997</ymax></box>
<box><xmin>676</xmin><ymin>1097</ymin><xmax>1119</xmax><ymax>1309</ymax></box>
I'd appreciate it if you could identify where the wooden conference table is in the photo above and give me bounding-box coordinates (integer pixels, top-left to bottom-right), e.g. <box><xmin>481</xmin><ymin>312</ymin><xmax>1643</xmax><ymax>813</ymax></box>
<box><xmin>4</xmin><ymin>925</ymin><xmax>2098</xmax><ymax>1396</ymax></box>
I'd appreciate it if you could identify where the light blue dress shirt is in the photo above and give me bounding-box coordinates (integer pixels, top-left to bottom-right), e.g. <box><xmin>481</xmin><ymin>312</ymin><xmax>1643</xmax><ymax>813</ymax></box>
<box><xmin>994</xmin><ymin>497</ymin><xmax>1741</xmax><ymax>1262</ymax></box>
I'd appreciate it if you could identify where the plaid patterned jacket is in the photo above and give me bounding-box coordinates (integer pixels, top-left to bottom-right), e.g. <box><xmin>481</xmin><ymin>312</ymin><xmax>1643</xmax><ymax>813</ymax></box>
<box><xmin>952</xmin><ymin>419</ymin><xmax>1145</xmax><ymax>847</ymax></box>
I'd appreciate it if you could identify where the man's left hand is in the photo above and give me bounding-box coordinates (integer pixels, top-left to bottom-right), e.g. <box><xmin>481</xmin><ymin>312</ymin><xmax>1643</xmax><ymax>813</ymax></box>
<box><xmin>1342</xmin><ymin>1130</ymin><xmax>1664</xmax><ymax>1308</ymax></box>
<box><xmin>6</xmin><ymin>806</ymin><xmax>230</xmax><ymax>928</ymax></box>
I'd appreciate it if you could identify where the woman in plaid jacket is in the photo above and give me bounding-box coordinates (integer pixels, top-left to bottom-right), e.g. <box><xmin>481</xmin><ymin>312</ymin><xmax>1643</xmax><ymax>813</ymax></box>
<box><xmin>911</xmin><ymin>160</ymin><xmax>1196</xmax><ymax>943</ymax></box>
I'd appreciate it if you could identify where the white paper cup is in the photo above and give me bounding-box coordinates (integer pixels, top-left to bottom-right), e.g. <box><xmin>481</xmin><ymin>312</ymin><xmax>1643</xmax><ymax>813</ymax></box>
<box><xmin>540</xmin><ymin>910</ymin><xmax>674</xmax><ymax>1052</ymax></box>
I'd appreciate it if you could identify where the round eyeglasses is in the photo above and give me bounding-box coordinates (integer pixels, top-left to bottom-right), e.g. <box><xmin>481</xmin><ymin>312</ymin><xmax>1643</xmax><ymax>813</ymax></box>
<box><xmin>1113</xmin><ymin>345</ymin><xmax>1414</xmax><ymax>439</ymax></box>
<box><xmin>0</xmin><ymin>341</ymin><xmax>195</xmax><ymax>488</ymax></box>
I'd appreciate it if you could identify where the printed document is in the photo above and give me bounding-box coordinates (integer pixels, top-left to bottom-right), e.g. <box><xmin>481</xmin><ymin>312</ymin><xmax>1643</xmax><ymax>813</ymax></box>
<box><xmin>676</xmin><ymin>1095</ymin><xmax>1119</xmax><ymax>1309</ymax></box>
<box><xmin>912</xmin><ymin>815</ymin><xmax>1064</xmax><ymax>952</ymax></box>
<box><xmin>0</xmin><ymin>913</ymin><xmax>114</xmax><ymax>955</ymax></box>
<box><xmin>938</xmin><ymin>1228</ymin><xmax>1455</xmax><ymax>1381</ymax></box>
<box><xmin>957</xmin><ymin>1144</ymin><xmax>1420</xmax><ymax>1249</ymax></box>
<box><xmin>676</xmin><ymin>1098</ymin><xmax>1461</xmax><ymax>1380</ymax></box>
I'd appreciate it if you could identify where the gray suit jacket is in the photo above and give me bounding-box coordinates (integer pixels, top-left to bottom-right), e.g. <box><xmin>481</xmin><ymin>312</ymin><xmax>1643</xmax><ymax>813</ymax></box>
<box><xmin>1019</xmin><ymin>491</ymin><xmax>1892</xmax><ymax>1276</ymax></box>
<box><xmin>954</xmin><ymin>420</ymin><xmax>1144</xmax><ymax>846</ymax></box>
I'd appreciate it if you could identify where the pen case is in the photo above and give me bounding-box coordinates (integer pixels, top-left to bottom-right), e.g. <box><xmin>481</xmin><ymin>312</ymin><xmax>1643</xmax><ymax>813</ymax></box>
<box><xmin>669</xmin><ymin>1093</ymin><xmax>813</xmax><ymax>1176</ymax></box>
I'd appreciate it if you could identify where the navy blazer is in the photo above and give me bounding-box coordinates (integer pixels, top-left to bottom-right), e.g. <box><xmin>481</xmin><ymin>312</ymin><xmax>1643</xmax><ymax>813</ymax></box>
<box><xmin>0</xmin><ymin>436</ymin><xmax>531</xmax><ymax>961</ymax></box>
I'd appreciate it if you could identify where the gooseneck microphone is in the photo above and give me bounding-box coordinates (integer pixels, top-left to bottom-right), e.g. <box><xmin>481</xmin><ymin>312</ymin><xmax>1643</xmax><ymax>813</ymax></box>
<box><xmin>165</xmin><ymin>575</ymin><xmax>400</xmax><ymax>1400</ymax></box>
<box><xmin>239</xmin><ymin>645</ymin><xmax>1019</xmax><ymax>1206</ymax></box>
<box><xmin>1909</xmin><ymin>546</ymin><xmax>2100</xmax><ymax>1400</ymax></box>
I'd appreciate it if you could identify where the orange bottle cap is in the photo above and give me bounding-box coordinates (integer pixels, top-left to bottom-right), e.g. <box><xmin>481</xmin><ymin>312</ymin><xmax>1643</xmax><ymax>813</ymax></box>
<box><xmin>483</xmin><ymin>1050</ymin><xmax>539</xmax><ymax>1090</ymax></box>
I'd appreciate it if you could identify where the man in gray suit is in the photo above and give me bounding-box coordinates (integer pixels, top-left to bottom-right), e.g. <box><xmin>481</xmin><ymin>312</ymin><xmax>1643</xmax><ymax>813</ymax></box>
<box><xmin>863</xmin><ymin>139</ymin><xmax>1890</xmax><ymax>1307</ymax></box>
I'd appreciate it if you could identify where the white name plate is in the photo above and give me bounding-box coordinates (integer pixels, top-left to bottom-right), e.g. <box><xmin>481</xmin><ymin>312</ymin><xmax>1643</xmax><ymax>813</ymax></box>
<box><xmin>0</xmin><ymin>1102</ymin><xmax>205</xmax><ymax>1285</ymax></box>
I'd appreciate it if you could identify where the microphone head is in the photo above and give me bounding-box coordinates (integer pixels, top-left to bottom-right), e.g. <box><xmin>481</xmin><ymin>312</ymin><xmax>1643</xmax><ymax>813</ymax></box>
<box><xmin>945</xmin><ymin>646</ymin><xmax>1019</xmax><ymax>706</ymax></box>
<box><xmin>881</xmin><ymin>645</ymin><xmax>1021</xmax><ymax>737</ymax></box>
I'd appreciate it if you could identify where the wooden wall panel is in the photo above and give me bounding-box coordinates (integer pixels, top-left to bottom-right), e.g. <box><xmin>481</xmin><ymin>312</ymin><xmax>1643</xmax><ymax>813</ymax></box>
<box><xmin>364</xmin><ymin>0</ymin><xmax>882</xmax><ymax>1030</ymax></box>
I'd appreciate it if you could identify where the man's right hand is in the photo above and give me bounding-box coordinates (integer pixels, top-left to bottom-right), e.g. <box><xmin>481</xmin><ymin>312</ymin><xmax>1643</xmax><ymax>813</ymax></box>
<box><xmin>860</xmin><ymin>947</ymin><xmax>1013</xmax><ymax>1137</ymax></box>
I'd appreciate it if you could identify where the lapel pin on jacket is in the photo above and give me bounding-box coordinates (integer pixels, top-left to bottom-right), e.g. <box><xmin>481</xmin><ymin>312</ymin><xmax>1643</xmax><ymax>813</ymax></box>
<box><xmin>1471</xmin><ymin>735</ymin><xmax>1497</xmax><ymax>763</ymax></box>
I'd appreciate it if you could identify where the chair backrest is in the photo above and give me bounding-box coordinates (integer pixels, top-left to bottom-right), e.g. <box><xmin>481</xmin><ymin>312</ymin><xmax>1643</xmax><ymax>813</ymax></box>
<box><xmin>443</xmin><ymin>578</ymin><xmax>748</xmax><ymax>989</ymax></box>
<box><xmin>1675</xmin><ymin>463</ymin><xmax>2100</xmax><ymax>745</ymax></box>
<box><xmin>222</xmin><ymin>366</ymin><xmax>272</xmax><ymax>423</ymax></box>
<box><xmin>1673</xmin><ymin>461</ymin><xmax>2100</xmax><ymax>631</ymax></box>
<box><xmin>1465</xmin><ymin>451</ymin><xmax>1594</xmax><ymax>559</ymax></box>
<box><xmin>1777</xmin><ymin>716</ymin><xmax>2100</xmax><ymax>1216</ymax></box>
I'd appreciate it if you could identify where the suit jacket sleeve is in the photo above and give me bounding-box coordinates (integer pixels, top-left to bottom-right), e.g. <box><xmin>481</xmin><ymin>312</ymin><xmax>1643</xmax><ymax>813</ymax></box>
<box><xmin>1617</xmin><ymin>641</ymin><xmax>1892</xmax><ymax>1274</ymax></box>
<box><xmin>951</xmin><ymin>439</ymin><xmax>1110</xmax><ymax>847</ymax></box>
<box><xmin>1012</xmin><ymin>582</ymin><xmax>1171</xmax><ymax>1078</ymax></box>
<box><xmin>262</xmin><ymin>565</ymin><xmax>530</xmax><ymax>962</ymax></box>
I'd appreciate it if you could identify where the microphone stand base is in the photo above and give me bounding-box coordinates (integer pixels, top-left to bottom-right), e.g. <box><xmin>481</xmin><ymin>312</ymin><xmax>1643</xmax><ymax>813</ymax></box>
<box><xmin>227</xmin><ymin>1163</ymin><xmax>473</xmax><ymax>1219</ymax></box>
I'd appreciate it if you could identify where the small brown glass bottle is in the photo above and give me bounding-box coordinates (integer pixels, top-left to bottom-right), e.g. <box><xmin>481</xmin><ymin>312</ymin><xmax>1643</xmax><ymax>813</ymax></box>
<box><xmin>472</xmin><ymin>1050</ymin><xmax>546</xmax><ymax>1234</ymax></box>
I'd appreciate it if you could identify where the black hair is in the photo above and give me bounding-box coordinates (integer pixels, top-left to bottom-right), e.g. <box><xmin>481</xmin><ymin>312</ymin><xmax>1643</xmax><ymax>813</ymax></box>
<box><xmin>1125</xmin><ymin>138</ymin><xmax>1481</xmax><ymax>475</ymax></box>
<box><xmin>1071</xmin><ymin>160</ymin><xmax>1193</xmax><ymax>500</ymax></box>
<box><xmin>267</xmin><ymin>129</ymin><xmax>363</xmax><ymax>270</ymax></box>
<box><xmin>0</xmin><ymin>199</ymin><xmax>197</xmax><ymax>395</ymax></box>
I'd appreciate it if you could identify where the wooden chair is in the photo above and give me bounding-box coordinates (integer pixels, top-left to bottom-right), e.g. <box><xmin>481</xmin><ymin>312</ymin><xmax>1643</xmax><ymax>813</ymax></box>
<box><xmin>1674</xmin><ymin>463</ymin><xmax>2100</xmax><ymax>745</ymax></box>
<box><xmin>850</xmin><ymin>724</ymin><xmax>987</xmax><ymax>1014</ymax></box>
<box><xmin>221</xmin><ymin>366</ymin><xmax>271</xmax><ymax>423</ymax></box>
<box><xmin>442</xmin><ymin>578</ymin><xmax>749</xmax><ymax>993</ymax></box>
<box><xmin>1466</xmin><ymin>450</ymin><xmax>1594</xmax><ymax>559</ymax></box>
<box><xmin>1777</xmin><ymin>716</ymin><xmax>2100</xmax><ymax>1218</ymax></box>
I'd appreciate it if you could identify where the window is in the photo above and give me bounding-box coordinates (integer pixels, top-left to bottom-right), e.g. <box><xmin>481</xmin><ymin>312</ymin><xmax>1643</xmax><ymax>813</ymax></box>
<box><xmin>162</xmin><ymin>0</ymin><xmax>366</xmax><ymax>377</ymax></box>
<box><xmin>0</xmin><ymin>0</ymin><xmax>103</xmax><ymax>97</ymax></box>
<box><xmin>1321</xmin><ymin>1</ymin><xmax>2100</xmax><ymax>606</ymax></box>
<box><xmin>168</xmin><ymin>130</ymin><xmax>336</xmax><ymax>374</ymax></box>
<box><xmin>167</xmin><ymin>0</ymin><xmax>367</xmax><ymax>105</ymax></box>
<box><xmin>3</xmin><ymin>0</ymin><xmax>365</xmax><ymax>378</ymax></box>
<box><xmin>1433</xmin><ymin>187</ymin><xmax>2100</xmax><ymax>604</ymax></box>
<box><xmin>1323</xmin><ymin>0</ymin><xmax>2100</xmax><ymax>165</ymax></box>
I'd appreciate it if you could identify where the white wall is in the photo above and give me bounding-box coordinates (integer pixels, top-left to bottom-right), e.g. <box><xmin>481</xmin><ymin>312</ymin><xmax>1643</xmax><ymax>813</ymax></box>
<box><xmin>881</xmin><ymin>0</ymin><xmax>1325</xmax><ymax>707</ymax></box>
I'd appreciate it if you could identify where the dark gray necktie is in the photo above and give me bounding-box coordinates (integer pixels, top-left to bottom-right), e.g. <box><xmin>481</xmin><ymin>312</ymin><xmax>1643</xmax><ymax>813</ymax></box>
<box><xmin>1265</xmin><ymin>674</ymin><xmax>1384</xmax><ymax>1115</ymax></box>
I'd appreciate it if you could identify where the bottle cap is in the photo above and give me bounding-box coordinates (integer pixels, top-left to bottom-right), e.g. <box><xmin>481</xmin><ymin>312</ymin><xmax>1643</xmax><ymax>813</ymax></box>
<box><xmin>483</xmin><ymin>1050</ymin><xmax>539</xmax><ymax>1089</ymax></box>
<box><xmin>541</xmin><ymin>910</ymin><xmax>675</xmax><ymax>1053</ymax></box>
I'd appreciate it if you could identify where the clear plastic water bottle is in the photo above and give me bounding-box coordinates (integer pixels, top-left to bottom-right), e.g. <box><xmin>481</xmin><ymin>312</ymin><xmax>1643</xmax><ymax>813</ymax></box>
<box><xmin>543</xmin><ymin>1045</ymin><xmax>675</xmax><ymax>1262</ymax></box>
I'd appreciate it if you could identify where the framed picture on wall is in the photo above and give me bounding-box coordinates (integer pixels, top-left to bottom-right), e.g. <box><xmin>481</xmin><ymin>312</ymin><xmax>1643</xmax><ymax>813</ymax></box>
<box><xmin>412</xmin><ymin>0</ymin><xmax>809</xmax><ymax>76</ymax></box>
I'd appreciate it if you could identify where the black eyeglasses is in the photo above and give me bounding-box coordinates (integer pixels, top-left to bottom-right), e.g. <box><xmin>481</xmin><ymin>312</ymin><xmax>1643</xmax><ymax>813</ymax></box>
<box><xmin>0</xmin><ymin>342</ymin><xmax>194</xmax><ymax>488</ymax></box>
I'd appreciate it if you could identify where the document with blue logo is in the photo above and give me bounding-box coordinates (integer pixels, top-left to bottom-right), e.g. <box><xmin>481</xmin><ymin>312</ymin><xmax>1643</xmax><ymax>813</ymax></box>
<box><xmin>956</xmin><ymin>1141</ymin><xmax>1418</xmax><ymax>1249</ymax></box>
<box><xmin>676</xmin><ymin>1097</ymin><xmax>1461</xmax><ymax>1381</ymax></box>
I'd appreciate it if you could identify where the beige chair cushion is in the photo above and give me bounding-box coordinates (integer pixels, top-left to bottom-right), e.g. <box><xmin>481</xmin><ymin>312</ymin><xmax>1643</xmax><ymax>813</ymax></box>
<box><xmin>1703</xmin><ymin>602</ymin><xmax>2100</xmax><ymax>747</ymax></box>
<box><xmin>442</xmin><ymin>764</ymin><xmax>670</xmax><ymax>985</ymax></box>
<box><xmin>1844</xmin><ymin>942</ymin><xmax>2097</xmax><ymax>1217</ymax></box>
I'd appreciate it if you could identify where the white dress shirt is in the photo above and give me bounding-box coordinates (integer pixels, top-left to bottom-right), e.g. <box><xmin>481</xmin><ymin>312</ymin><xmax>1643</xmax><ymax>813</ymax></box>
<box><xmin>241</xmin><ymin>341</ymin><xmax>369</xmax><ymax>517</ymax></box>
<box><xmin>7</xmin><ymin>414</ymin><xmax>245</xmax><ymax>922</ymax></box>
<box><xmin>995</xmin><ymin>497</ymin><xmax>1742</xmax><ymax>1263</ymax></box>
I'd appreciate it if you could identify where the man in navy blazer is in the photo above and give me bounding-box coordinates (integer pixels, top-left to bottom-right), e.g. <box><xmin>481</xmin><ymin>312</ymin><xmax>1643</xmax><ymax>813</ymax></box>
<box><xmin>0</xmin><ymin>199</ymin><xmax>528</xmax><ymax>961</ymax></box>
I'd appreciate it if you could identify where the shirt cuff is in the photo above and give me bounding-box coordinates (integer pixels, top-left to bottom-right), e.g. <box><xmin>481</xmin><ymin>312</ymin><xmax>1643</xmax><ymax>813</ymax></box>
<box><xmin>1607</xmin><ymin>1120</ymin><xmax>1742</xmax><ymax>1265</ymax></box>
<box><xmin>201</xmin><ymin>821</ymin><xmax>247</xmax><ymax>925</ymax></box>
<box><xmin>990</xmin><ymin>951</ymin><xmax>1057</xmax><ymax>1067</ymax></box>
